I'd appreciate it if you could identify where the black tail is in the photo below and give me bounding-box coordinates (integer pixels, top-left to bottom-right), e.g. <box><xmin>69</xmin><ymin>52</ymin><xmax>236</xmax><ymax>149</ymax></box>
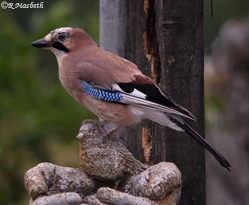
<box><xmin>172</xmin><ymin>116</ymin><xmax>231</xmax><ymax>171</ymax></box>
<box><xmin>184</xmin><ymin>122</ymin><xmax>231</xmax><ymax>171</ymax></box>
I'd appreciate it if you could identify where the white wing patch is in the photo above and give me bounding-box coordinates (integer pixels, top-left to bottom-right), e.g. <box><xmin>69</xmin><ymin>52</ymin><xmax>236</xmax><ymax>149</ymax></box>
<box><xmin>112</xmin><ymin>84</ymin><xmax>147</xmax><ymax>99</ymax></box>
<box><xmin>131</xmin><ymin>88</ymin><xmax>147</xmax><ymax>99</ymax></box>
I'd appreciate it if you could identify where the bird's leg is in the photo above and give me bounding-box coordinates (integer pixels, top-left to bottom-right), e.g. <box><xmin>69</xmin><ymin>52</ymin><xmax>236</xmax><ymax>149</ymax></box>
<box><xmin>97</xmin><ymin>119</ymin><xmax>117</xmax><ymax>135</ymax></box>
<box><xmin>107</xmin><ymin>127</ymin><xmax>119</xmax><ymax>136</ymax></box>
<box><xmin>96</xmin><ymin>119</ymin><xmax>121</xmax><ymax>142</ymax></box>
<box><xmin>100</xmin><ymin>127</ymin><xmax>117</xmax><ymax>143</ymax></box>
<box><xmin>102</xmin><ymin>126</ymin><xmax>121</xmax><ymax>143</ymax></box>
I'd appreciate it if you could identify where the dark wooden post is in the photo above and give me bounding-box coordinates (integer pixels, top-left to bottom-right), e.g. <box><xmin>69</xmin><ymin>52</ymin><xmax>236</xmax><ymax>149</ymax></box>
<box><xmin>100</xmin><ymin>0</ymin><xmax>205</xmax><ymax>204</ymax></box>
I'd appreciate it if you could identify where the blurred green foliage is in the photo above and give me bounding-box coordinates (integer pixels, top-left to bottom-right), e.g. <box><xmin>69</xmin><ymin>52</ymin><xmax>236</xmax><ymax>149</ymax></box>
<box><xmin>0</xmin><ymin>0</ymin><xmax>248</xmax><ymax>204</ymax></box>
<box><xmin>0</xmin><ymin>1</ymin><xmax>98</xmax><ymax>204</ymax></box>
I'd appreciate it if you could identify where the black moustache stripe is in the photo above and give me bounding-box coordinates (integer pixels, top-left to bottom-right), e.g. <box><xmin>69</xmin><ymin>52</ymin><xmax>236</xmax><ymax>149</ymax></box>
<box><xmin>52</xmin><ymin>42</ymin><xmax>69</xmax><ymax>53</ymax></box>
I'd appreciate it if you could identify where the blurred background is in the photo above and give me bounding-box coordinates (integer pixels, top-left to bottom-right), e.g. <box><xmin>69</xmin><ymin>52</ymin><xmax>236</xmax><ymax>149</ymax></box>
<box><xmin>0</xmin><ymin>0</ymin><xmax>248</xmax><ymax>204</ymax></box>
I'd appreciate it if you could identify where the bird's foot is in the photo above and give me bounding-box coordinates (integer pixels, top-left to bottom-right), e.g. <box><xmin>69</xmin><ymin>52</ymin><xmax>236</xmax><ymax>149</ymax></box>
<box><xmin>101</xmin><ymin>127</ymin><xmax>120</xmax><ymax>143</ymax></box>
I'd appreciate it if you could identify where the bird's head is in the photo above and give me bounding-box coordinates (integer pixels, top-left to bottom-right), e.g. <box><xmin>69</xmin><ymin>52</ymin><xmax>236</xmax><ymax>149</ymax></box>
<box><xmin>31</xmin><ymin>27</ymin><xmax>96</xmax><ymax>63</ymax></box>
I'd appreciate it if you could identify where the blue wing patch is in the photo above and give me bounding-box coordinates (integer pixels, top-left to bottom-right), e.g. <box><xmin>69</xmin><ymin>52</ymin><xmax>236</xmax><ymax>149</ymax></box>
<box><xmin>81</xmin><ymin>81</ymin><xmax>123</xmax><ymax>102</ymax></box>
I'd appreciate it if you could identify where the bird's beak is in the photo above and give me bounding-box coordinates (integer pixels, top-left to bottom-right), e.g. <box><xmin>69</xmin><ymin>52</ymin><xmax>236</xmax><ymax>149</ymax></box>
<box><xmin>30</xmin><ymin>39</ymin><xmax>52</xmax><ymax>48</ymax></box>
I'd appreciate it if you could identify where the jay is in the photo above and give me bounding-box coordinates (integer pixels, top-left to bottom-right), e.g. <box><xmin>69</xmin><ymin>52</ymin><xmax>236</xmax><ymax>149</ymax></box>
<box><xmin>31</xmin><ymin>27</ymin><xmax>231</xmax><ymax>171</ymax></box>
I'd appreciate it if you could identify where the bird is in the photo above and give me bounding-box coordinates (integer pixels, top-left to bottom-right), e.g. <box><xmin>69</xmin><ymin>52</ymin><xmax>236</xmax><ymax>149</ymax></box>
<box><xmin>31</xmin><ymin>27</ymin><xmax>231</xmax><ymax>171</ymax></box>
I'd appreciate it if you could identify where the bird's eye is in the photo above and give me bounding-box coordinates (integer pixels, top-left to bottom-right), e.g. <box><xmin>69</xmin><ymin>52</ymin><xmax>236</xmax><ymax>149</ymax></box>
<box><xmin>58</xmin><ymin>34</ymin><xmax>67</xmax><ymax>41</ymax></box>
